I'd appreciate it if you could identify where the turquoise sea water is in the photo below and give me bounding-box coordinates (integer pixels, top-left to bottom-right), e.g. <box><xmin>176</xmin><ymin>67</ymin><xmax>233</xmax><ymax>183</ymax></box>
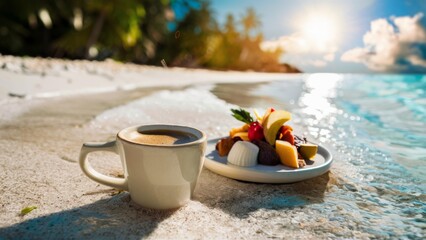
<box><xmin>298</xmin><ymin>74</ymin><xmax>426</xmax><ymax>180</ymax></box>
<box><xmin>212</xmin><ymin>73</ymin><xmax>425</xmax><ymax>237</ymax></box>
<box><xmin>335</xmin><ymin>75</ymin><xmax>425</xmax><ymax>179</ymax></box>
<box><xmin>313</xmin><ymin>74</ymin><xmax>424</xmax><ymax>181</ymax></box>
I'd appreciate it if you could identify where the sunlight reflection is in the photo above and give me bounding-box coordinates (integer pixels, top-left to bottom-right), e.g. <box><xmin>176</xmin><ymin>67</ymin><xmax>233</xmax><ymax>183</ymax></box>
<box><xmin>299</xmin><ymin>73</ymin><xmax>342</xmax><ymax>121</ymax></box>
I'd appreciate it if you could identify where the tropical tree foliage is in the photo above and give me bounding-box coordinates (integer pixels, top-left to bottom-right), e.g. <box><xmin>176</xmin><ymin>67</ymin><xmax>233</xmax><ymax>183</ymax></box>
<box><xmin>0</xmin><ymin>0</ymin><xmax>298</xmax><ymax>72</ymax></box>
<box><xmin>0</xmin><ymin>0</ymin><xmax>170</xmax><ymax>62</ymax></box>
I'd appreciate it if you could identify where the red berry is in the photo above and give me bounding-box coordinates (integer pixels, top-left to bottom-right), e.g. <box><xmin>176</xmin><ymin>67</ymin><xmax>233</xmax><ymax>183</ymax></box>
<box><xmin>248</xmin><ymin>121</ymin><xmax>264</xmax><ymax>141</ymax></box>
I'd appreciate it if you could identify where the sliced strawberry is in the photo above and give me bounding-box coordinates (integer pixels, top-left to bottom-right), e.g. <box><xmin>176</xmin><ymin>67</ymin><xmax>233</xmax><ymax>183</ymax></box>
<box><xmin>279</xmin><ymin>125</ymin><xmax>295</xmax><ymax>145</ymax></box>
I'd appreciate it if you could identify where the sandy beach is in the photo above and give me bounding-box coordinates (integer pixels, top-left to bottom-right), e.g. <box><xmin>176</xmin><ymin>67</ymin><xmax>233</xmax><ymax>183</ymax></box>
<box><xmin>0</xmin><ymin>56</ymin><xmax>424</xmax><ymax>239</ymax></box>
<box><xmin>1</xmin><ymin>56</ymin><xmax>321</xmax><ymax>239</ymax></box>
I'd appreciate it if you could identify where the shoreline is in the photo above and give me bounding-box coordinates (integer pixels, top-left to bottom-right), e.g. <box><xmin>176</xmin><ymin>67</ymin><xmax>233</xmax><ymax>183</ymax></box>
<box><xmin>0</xmin><ymin>55</ymin><xmax>301</xmax><ymax>102</ymax></box>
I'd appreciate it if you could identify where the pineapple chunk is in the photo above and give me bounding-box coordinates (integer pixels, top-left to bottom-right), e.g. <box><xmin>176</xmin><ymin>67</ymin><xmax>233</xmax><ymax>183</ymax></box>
<box><xmin>275</xmin><ymin>140</ymin><xmax>299</xmax><ymax>168</ymax></box>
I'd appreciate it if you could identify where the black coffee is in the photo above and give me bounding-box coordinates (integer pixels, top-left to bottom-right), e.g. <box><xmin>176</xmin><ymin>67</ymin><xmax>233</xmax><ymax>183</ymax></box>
<box><xmin>131</xmin><ymin>129</ymin><xmax>198</xmax><ymax>145</ymax></box>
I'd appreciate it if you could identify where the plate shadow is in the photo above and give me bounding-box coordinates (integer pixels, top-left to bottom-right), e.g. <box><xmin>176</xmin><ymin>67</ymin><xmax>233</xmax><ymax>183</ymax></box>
<box><xmin>194</xmin><ymin>169</ymin><xmax>331</xmax><ymax>219</ymax></box>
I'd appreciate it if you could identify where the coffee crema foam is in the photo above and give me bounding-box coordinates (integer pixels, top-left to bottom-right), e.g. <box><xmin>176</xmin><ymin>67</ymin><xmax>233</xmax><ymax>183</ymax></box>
<box><xmin>129</xmin><ymin>129</ymin><xmax>198</xmax><ymax>145</ymax></box>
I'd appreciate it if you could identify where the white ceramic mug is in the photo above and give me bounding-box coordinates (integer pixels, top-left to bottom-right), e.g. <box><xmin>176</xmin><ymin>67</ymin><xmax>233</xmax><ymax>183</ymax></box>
<box><xmin>79</xmin><ymin>124</ymin><xmax>207</xmax><ymax>209</ymax></box>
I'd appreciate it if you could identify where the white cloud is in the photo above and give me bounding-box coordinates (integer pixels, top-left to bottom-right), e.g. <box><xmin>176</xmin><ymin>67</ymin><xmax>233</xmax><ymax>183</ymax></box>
<box><xmin>393</xmin><ymin>14</ymin><xmax>426</xmax><ymax>42</ymax></box>
<box><xmin>341</xmin><ymin>13</ymin><xmax>426</xmax><ymax>72</ymax></box>
<box><xmin>261</xmin><ymin>32</ymin><xmax>338</xmax><ymax>68</ymax></box>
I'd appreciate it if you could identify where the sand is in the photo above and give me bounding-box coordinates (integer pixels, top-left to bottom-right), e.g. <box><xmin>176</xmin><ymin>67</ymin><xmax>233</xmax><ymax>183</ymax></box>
<box><xmin>0</xmin><ymin>56</ymin><xmax>377</xmax><ymax>239</ymax></box>
<box><xmin>0</xmin><ymin>55</ymin><xmax>294</xmax><ymax>101</ymax></box>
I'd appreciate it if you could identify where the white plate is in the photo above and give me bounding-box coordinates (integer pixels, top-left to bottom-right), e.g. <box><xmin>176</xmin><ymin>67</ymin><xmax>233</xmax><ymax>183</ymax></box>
<box><xmin>204</xmin><ymin>138</ymin><xmax>333</xmax><ymax>183</ymax></box>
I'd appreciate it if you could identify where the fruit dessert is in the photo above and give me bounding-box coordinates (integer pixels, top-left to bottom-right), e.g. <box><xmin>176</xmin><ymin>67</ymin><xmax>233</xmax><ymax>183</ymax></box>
<box><xmin>215</xmin><ymin>107</ymin><xmax>318</xmax><ymax>168</ymax></box>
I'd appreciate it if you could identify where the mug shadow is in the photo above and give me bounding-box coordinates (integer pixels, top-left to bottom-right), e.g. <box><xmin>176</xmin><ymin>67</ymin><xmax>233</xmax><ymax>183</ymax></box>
<box><xmin>0</xmin><ymin>193</ymin><xmax>176</xmax><ymax>239</ymax></box>
<box><xmin>195</xmin><ymin>169</ymin><xmax>331</xmax><ymax>219</ymax></box>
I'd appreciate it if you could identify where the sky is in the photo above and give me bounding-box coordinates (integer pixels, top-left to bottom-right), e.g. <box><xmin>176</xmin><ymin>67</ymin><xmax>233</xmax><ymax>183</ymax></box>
<box><xmin>210</xmin><ymin>0</ymin><xmax>426</xmax><ymax>73</ymax></box>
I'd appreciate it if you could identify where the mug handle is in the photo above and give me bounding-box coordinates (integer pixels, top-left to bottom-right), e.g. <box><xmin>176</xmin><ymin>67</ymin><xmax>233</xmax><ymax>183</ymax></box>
<box><xmin>79</xmin><ymin>141</ymin><xmax>128</xmax><ymax>190</ymax></box>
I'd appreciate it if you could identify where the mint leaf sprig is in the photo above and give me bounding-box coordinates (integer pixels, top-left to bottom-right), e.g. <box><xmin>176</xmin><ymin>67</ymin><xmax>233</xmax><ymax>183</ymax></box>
<box><xmin>231</xmin><ymin>108</ymin><xmax>254</xmax><ymax>124</ymax></box>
